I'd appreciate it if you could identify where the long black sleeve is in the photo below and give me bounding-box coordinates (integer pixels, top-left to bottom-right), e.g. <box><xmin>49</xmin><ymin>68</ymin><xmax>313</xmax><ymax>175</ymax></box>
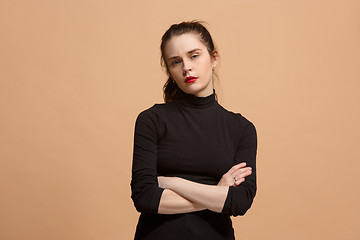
<box><xmin>221</xmin><ymin>121</ymin><xmax>257</xmax><ymax>216</ymax></box>
<box><xmin>130</xmin><ymin>108</ymin><xmax>164</xmax><ymax>213</ymax></box>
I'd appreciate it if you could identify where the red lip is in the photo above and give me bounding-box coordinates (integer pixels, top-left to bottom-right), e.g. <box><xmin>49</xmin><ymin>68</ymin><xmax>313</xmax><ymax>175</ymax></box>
<box><xmin>185</xmin><ymin>76</ymin><xmax>198</xmax><ymax>83</ymax></box>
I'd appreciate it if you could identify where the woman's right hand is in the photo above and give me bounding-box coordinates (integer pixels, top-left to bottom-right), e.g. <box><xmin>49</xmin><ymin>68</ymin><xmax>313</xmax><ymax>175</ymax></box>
<box><xmin>217</xmin><ymin>162</ymin><xmax>252</xmax><ymax>187</ymax></box>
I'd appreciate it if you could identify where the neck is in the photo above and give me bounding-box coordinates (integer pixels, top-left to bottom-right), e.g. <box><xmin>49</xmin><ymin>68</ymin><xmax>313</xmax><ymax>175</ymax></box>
<box><xmin>177</xmin><ymin>88</ymin><xmax>217</xmax><ymax>109</ymax></box>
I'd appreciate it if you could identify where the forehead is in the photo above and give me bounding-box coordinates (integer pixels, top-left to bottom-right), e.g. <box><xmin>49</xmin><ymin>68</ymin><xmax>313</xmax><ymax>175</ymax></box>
<box><xmin>165</xmin><ymin>33</ymin><xmax>206</xmax><ymax>58</ymax></box>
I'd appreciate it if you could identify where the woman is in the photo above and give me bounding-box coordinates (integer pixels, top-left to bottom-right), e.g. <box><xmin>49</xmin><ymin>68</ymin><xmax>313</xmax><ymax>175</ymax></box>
<box><xmin>131</xmin><ymin>20</ymin><xmax>257</xmax><ymax>240</ymax></box>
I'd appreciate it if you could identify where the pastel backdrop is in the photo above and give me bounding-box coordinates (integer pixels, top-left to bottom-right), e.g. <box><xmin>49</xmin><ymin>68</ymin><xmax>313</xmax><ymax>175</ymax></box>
<box><xmin>0</xmin><ymin>0</ymin><xmax>359</xmax><ymax>239</ymax></box>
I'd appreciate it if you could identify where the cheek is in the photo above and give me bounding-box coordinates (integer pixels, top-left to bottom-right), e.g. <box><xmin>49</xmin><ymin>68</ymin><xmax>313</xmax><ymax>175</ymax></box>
<box><xmin>200</xmin><ymin>62</ymin><xmax>212</xmax><ymax>75</ymax></box>
<box><xmin>169</xmin><ymin>68</ymin><xmax>181</xmax><ymax>80</ymax></box>
<box><xmin>200</xmin><ymin>58</ymin><xmax>212</xmax><ymax>70</ymax></box>
<box><xmin>169</xmin><ymin>68</ymin><xmax>177</xmax><ymax>76</ymax></box>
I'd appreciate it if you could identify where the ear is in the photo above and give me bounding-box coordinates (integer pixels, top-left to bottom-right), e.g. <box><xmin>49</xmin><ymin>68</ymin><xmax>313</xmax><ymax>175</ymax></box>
<box><xmin>211</xmin><ymin>50</ymin><xmax>219</xmax><ymax>68</ymax></box>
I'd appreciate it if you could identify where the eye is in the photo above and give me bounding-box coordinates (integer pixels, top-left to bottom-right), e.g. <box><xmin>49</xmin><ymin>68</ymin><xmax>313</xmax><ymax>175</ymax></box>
<box><xmin>191</xmin><ymin>54</ymin><xmax>199</xmax><ymax>59</ymax></box>
<box><xmin>171</xmin><ymin>60</ymin><xmax>181</xmax><ymax>66</ymax></box>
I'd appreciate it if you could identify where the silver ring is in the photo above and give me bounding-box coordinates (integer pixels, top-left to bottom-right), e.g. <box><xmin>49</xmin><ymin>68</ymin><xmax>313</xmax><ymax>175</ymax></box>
<box><xmin>234</xmin><ymin>177</ymin><xmax>237</xmax><ymax>181</ymax></box>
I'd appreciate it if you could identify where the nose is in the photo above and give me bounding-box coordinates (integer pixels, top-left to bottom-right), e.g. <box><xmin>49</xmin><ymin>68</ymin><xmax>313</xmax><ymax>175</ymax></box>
<box><xmin>182</xmin><ymin>59</ymin><xmax>192</xmax><ymax>76</ymax></box>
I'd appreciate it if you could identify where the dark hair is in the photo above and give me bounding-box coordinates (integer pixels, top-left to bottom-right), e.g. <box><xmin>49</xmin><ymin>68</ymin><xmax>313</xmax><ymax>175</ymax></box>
<box><xmin>160</xmin><ymin>20</ymin><xmax>219</xmax><ymax>103</ymax></box>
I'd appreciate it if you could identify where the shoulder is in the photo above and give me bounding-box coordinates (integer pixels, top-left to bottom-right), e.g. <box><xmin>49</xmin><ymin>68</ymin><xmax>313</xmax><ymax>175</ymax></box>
<box><xmin>137</xmin><ymin>100</ymin><xmax>181</xmax><ymax>119</ymax></box>
<box><xmin>217</xmin><ymin>104</ymin><xmax>257</xmax><ymax>141</ymax></box>
<box><xmin>136</xmin><ymin>104</ymin><xmax>160</xmax><ymax>122</ymax></box>
<box><xmin>217</xmin><ymin>104</ymin><xmax>255</xmax><ymax>129</ymax></box>
<box><xmin>135</xmin><ymin>102</ymin><xmax>173</xmax><ymax>124</ymax></box>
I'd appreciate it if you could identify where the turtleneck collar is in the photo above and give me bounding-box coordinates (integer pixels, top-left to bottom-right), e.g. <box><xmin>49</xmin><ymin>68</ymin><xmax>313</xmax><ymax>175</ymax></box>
<box><xmin>177</xmin><ymin>88</ymin><xmax>217</xmax><ymax>109</ymax></box>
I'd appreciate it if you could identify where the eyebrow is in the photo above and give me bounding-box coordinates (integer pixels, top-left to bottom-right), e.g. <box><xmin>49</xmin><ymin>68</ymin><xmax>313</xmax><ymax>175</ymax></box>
<box><xmin>168</xmin><ymin>48</ymin><xmax>202</xmax><ymax>61</ymax></box>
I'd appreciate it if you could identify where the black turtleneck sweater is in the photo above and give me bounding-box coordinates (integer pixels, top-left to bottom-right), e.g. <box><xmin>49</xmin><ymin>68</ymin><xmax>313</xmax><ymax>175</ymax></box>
<box><xmin>131</xmin><ymin>88</ymin><xmax>257</xmax><ymax>240</ymax></box>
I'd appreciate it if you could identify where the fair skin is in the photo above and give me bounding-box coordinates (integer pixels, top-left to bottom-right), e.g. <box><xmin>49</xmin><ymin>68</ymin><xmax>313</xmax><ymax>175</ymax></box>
<box><xmin>165</xmin><ymin>32</ymin><xmax>217</xmax><ymax>97</ymax></box>
<box><xmin>158</xmin><ymin>32</ymin><xmax>252</xmax><ymax>214</ymax></box>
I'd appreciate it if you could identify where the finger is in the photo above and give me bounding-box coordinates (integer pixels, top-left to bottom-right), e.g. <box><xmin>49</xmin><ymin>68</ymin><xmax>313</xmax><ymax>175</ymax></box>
<box><xmin>232</xmin><ymin>167</ymin><xmax>252</xmax><ymax>176</ymax></box>
<box><xmin>235</xmin><ymin>178</ymin><xmax>244</xmax><ymax>186</ymax></box>
<box><xmin>227</xmin><ymin>162</ymin><xmax>247</xmax><ymax>175</ymax></box>
<box><xmin>233</xmin><ymin>178</ymin><xmax>245</xmax><ymax>186</ymax></box>
<box><xmin>234</xmin><ymin>169</ymin><xmax>252</xmax><ymax>181</ymax></box>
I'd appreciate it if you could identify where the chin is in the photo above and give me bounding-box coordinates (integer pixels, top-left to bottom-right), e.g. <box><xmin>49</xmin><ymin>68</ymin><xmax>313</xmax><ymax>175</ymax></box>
<box><xmin>181</xmin><ymin>85</ymin><xmax>202</xmax><ymax>93</ymax></box>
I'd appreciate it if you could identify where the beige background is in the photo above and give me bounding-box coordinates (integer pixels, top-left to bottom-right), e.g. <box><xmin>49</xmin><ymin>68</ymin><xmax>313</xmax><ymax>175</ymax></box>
<box><xmin>1</xmin><ymin>0</ymin><xmax>359</xmax><ymax>239</ymax></box>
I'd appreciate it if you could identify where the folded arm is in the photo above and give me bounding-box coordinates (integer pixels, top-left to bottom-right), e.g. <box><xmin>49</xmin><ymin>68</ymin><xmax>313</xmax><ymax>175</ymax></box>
<box><xmin>158</xmin><ymin>162</ymin><xmax>252</xmax><ymax>214</ymax></box>
<box><xmin>158</xmin><ymin>177</ymin><xmax>229</xmax><ymax>213</ymax></box>
<box><xmin>158</xmin><ymin>189</ymin><xmax>206</xmax><ymax>214</ymax></box>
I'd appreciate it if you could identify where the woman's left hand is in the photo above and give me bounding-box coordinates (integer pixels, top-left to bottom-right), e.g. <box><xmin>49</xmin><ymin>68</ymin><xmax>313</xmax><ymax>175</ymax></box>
<box><xmin>217</xmin><ymin>162</ymin><xmax>252</xmax><ymax>187</ymax></box>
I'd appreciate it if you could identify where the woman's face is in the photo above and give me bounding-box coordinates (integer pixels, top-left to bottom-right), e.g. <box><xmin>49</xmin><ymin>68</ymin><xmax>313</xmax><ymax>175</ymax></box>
<box><xmin>164</xmin><ymin>33</ymin><xmax>218</xmax><ymax>97</ymax></box>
